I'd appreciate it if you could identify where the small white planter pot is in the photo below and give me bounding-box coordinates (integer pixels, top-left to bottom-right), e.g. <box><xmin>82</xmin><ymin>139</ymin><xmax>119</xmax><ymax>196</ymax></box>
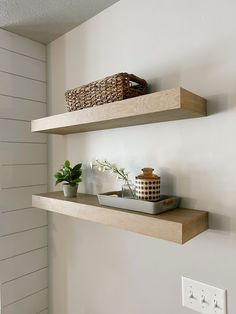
<box><xmin>63</xmin><ymin>183</ymin><xmax>78</xmax><ymax>198</ymax></box>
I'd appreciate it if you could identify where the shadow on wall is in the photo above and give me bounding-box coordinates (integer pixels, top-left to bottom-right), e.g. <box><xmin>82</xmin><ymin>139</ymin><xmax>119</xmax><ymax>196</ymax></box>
<box><xmin>207</xmin><ymin>94</ymin><xmax>229</xmax><ymax>115</ymax></box>
<box><xmin>51</xmin><ymin>32</ymin><xmax>236</xmax><ymax>235</ymax></box>
<box><xmin>208</xmin><ymin>212</ymin><xmax>232</xmax><ymax>234</ymax></box>
<box><xmin>159</xmin><ymin>167</ymin><xmax>235</xmax><ymax>235</ymax></box>
<box><xmin>159</xmin><ymin>167</ymin><xmax>177</xmax><ymax>196</ymax></box>
<box><xmin>148</xmin><ymin>73</ymin><xmax>230</xmax><ymax>115</ymax></box>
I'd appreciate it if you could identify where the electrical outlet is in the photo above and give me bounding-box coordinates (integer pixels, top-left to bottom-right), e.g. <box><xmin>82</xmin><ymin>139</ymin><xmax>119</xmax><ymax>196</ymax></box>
<box><xmin>182</xmin><ymin>277</ymin><xmax>227</xmax><ymax>314</ymax></box>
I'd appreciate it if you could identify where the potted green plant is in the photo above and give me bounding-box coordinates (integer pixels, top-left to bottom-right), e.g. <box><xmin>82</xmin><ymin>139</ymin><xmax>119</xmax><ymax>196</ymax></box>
<box><xmin>54</xmin><ymin>160</ymin><xmax>82</xmax><ymax>197</ymax></box>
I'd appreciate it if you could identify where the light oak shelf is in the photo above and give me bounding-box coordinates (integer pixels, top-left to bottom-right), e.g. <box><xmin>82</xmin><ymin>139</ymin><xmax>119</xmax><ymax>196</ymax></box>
<box><xmin>31</xmin><ymin>87</ymin><xmax>207</xmax><ymax>134</ymax></box>
<box><xmin>32</xmin><ymin>191</ymin><xmax>208</xmax><ymax>244</ymax></box>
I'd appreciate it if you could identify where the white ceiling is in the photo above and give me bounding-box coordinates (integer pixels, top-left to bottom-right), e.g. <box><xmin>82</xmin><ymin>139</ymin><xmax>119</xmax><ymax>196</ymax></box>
<box><xmin>0</xmin><ymin>0</ymin><xmax>119</xmax><ymax>44</ymax></box>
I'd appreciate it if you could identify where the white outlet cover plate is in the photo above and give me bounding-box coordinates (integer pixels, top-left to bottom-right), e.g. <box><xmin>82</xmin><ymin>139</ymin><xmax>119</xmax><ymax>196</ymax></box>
<box><xmin>182</xmin><ymin>277</ymin><xmax>227</xmax><ymax>314</ymax></box>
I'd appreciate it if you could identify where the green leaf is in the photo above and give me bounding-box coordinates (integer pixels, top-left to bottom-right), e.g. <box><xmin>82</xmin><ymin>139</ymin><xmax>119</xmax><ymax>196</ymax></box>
<box><xmin>62</xmin><ymin>167</ymin><xmax>70</xmax><ymax>178</ymax></box>
<box><xmin>64</xmin><ymin>160</ymin><xmax>70</xmax><ymax>168</ymax></box>
<box><xmin>54</xmin><ymin>160</ymin><xmax>82</xmax><ymax>186</ymax></box>
<box><xmin>54</xmin><ymin>172</ymin><xmax>63</xmax><ymax>179</ymax></box>
<box><xmin>74</xmin><ymin>177</ymin><xmax>82</xmax><ymax>183</ymax></box>
<box><xmin>72</xmin><ymin>163</ymin><xmax>82</xmax><ymax>172</ymax></box>
<box><xmin>72</xmin><ymin>169</ymin><xmax>82</xmax><ymax>179</ymax></box>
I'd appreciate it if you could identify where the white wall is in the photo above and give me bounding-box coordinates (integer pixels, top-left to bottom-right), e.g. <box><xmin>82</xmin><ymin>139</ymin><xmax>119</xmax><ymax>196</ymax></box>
<box><xmin>47</xmin><ymin>1</ymin><xmax>236</xmax><ymax>313</ymax></box>
<box><xmin>0</xmin><ymin>29</ymin><xmax>48</xmax><ymax>314</ymax></box>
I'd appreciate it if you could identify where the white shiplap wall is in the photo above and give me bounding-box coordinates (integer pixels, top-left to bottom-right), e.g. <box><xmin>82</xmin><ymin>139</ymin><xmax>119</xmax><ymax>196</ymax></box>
<box><xmin>0</xmin><ymin>29</ymin><xmax>48</xmax><ymax>314</ymax></box>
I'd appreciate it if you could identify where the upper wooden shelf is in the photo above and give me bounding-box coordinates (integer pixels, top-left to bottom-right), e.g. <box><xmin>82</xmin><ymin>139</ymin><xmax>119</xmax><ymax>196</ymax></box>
<box><xmin>32</xmin><ymin>191</ymin><xmax>208</xmax><ymax>244</ymax></box>
<box><xmin>31</xmin><ymin>87</ymin><xmax>207</xmax><ymax>134</ymax></box>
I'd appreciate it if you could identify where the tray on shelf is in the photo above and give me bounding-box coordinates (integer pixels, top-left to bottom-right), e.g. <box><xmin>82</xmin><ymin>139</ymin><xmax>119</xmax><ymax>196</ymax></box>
<box><xmin>97</xmin><ymin>191</ymin><xmax>180</xmax><ymax>215</ymax></box>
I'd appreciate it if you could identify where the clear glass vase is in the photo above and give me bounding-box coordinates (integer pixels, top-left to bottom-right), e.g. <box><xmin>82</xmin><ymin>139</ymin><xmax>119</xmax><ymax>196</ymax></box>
<box><xmin>122</xmin><ymin>181</ymin><xmax>136</xmax><ymax>199</ymax></box>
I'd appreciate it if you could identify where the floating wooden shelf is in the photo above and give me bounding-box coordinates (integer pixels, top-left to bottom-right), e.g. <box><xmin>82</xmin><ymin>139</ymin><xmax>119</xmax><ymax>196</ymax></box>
<box><xmin>32</xmin><ymin>191</ymin><xmax>208</xmax><ymax>244</ymax></box>
<box><xmin>31</xmin><ymin>87</ymin><xmax>207</xmax><ymax>134</ymax></box>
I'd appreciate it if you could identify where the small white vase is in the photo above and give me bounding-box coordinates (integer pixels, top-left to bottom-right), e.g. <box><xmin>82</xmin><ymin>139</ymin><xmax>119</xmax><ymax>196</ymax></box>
<box><xmin>63</xmin><ymin>183</ymin><xmax>78</xmax><ymax>197</ymax></box>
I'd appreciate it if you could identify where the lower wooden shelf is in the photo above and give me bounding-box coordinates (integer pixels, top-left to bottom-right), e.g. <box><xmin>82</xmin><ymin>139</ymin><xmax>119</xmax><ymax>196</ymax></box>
<box><xmin>32</xmin><ymin>191</ymin><xmax>208</xmax><ymax>244</ymax></box>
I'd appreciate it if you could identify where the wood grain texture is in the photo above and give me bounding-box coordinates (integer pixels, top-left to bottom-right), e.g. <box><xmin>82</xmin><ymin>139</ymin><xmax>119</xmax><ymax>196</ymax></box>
<box><xmin>31</xmin><ymin>87</ymin><xmax>207</xmax><ymax>134</ymax></box>
<box><xmin>32</xmin><ymin>191</ymin><xmax>208</xmax><ymax>244</ymax></box>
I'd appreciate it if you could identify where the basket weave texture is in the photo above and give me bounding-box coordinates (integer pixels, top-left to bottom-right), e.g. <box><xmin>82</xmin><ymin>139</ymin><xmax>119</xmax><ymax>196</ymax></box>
<box><xmin>65</xmin><ymin>72</ymin><xmax>147</xmax><ymax>112</ymax></box>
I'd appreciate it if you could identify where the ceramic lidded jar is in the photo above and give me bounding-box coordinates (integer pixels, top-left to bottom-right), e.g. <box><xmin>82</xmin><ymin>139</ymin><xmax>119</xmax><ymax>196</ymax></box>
<box><xmin>135</xmin><ymin>168</ymin><xmax>160</xmax><ymax>201</ymax></box>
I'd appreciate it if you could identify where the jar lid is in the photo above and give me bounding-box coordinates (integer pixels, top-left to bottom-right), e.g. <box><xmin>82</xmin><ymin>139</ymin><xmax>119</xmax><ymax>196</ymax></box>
<box><xmin>136</xmin><ymin>167</ymin><xmax>160</xmax><ymax>179</ymax></box>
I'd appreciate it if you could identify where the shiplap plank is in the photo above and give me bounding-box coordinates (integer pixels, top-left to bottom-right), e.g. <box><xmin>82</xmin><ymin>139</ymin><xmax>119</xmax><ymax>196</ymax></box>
<box><xmin>0</xmin><ymin>165</ymin><xmax>47</xmax><ymax>188</ymax></box>
<box><xmin>0</xmin><ymin>95</ymin><xmax>46</xmax><ymax>120</ymax></box>
<box><xmin>0</xmin><ymin>48</ymin><xmax>46</xmax><ymax>82</ymax></box>
<box><xmin>0</xmin><ymin>247</ymin><xmax>48</xmax><ymax>283</ymax></box>
<box><xmin>0</xmin><ymin>72</ymin><xmax>46</xmax><ymax>102</ymax></box>
<box><xmin>0</xmin><ymin>29</ymin><xmax>48</xmax><ymax>313</ymax></box>
<box><xmin>0</xmin><ymin>119</ymin><xmax>46</xmax><ymax>143</ymax></box>
<box><xmin>0</xmin><ymin>226</ymin><xmax>47</xmax><ymax>260</ymax></box>
<box><xmin>0</xmin><ymin>29</ymin><xmax>46</xmax><ymax>61</ymax></box>
<box><xmin>37</xmin><ymin>310</ymin><xmax>48</xmax><ymax>314</ymax></box>
<box><xmin>0</xmin><ymin>143</ymin><xmax>47</xmax><ymax>165</ymax></box>
<box><xmin>1</xmin><ymin>268</ymin><xmax>48</xmax><ymax>306</ymax></box>
<box><xmin>0</xmin><ymin>208</ymin><xmax>47</xmax><ymax>236</ymax></box>
<box><xmin>2</xmin><ymin>288</ymin><xmax>48</xmax><ymax>314</ymax></box>
<box><xmin>0</xmin><ymin>185</ymin><xmax>47</xmax><ymax>212</ymax></box>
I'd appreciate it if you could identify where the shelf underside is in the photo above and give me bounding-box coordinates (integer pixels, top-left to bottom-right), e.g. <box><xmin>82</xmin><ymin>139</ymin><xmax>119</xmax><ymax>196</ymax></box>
<box><xmin>31</xmin><ymin>87</ymin><xmax>207</xmax><ymax>134</ymax></box>
<box><xmin>32</xmin><ymin>191</ymin><xmax>208</xmax><ymax>244</ymax></box>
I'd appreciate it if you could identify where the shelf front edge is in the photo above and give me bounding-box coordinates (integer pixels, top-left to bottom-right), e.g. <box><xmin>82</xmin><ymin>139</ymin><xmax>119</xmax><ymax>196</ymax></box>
<box><xmin>31</xmin><ymin>87</ymin><xmax>207</xmax><ymax>134</ymax></box>
<box><xmin>32</xmin><ymin>192</ymin><xmax>208</xmax><ymax>244</ymax></box>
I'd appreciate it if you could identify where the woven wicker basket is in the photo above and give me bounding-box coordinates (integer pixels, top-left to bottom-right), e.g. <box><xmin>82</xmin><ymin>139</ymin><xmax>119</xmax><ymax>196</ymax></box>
<box><xmin>65</xmin><ymin>72</ymin><xmax>147</xmax><ymax>112</ymax></box>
